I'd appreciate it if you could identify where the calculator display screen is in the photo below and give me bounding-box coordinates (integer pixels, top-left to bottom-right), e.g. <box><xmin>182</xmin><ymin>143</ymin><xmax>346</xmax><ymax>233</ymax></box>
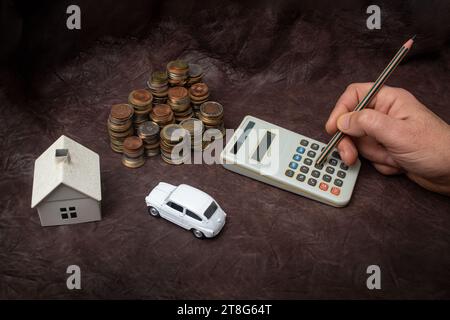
<box><xmin>252</xmin><ymin>131</ymin><xmax>275</xmax><ymax>162</ymax></box>
<box><xmin>231</xmin><ymin>121</ymin><xmax>255</xmax><ymax>154</ymax></box>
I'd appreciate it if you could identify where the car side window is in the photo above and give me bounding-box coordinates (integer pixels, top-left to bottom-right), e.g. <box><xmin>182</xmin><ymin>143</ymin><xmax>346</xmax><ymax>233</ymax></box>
<box><xmin>186</xmin><ymin>209</ymin><xmax>202</xmax><ymax>222</ymax></box>
<box><xmin>167</xmin><ymin>201</ymin><xmax>183</xmax><ymax>213</ymax></box>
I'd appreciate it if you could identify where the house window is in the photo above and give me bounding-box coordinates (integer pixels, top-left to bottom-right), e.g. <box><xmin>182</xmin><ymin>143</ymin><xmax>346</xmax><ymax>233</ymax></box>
<box><xmin>60</xmin><ymin>206</ymin><xmax>78</xmax><ymax>220</ymax></box>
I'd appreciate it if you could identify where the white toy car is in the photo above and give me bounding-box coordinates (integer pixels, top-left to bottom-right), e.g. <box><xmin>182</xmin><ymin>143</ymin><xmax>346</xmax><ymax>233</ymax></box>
<box><xmin>145</xmin><ymin>182</ymin><xmax>227</xmax><ymax>239</ymax></box>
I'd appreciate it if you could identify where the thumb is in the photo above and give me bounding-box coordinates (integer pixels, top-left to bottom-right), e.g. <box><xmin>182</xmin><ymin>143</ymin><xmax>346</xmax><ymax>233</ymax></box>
<box><xmin>336</xmin><ymin>109</ymin><xmax>401</xmax><ymax>145</ymax></box>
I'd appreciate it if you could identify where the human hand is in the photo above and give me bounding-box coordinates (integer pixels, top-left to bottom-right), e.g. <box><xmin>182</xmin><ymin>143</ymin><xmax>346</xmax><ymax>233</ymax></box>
<box><xmin>325</xmin><ymin>83</ymin><xmax>450</xmax><ymax>195</ymax></box>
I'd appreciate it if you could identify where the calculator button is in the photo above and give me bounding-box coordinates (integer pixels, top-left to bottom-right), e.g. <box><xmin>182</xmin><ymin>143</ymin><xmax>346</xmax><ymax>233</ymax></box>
<box><xmin>340</xmin><ymin>163</ymin><xmax>349</xmax><ymax>170</ymax></box>
<box><xmin>334</xmin><ymin>179</ymin><xmax>343</xmax><ymax>187</ymax></box>
<box><xmin>300</xmin><ymin>139</ymin><xmax>309</xmax><ymax>146</ymax></box>
<box><xmin>311</xmin><ymin>170</ymin><xmax>320</xmax><ymax>178</ymax></box>
<box><xmin>329</xmin><ymin>158</ymin><xmax>338</xmax><ymax>166</ymax></box>
<box><xmin>296</xmin><ymin>174</ymin><xmax>306</xmax><ymax>182</ymax></box>
<box><xmin>300</xmin><ymin>166</ymin><xmax>309</xmax><ymax>174</ymax></box>
<box><xmin>296</xmin><ymin>147</ymin><xmax>305</xmax><ymax>154</ymax></box>
<box><xmin>307</xmin><ymin>178</ymin><xmax>317</xmax><ymax>186</ymax></box>
<box><xmin>285</xmin><ymin>170</ymin><xmax>294</xmax><ymax>177</ymax></box>
<box><xmin>304</xmin><ymin>158</ymin><xmax>312</xmax><ymax>166</ymax></box>
<box><xmin>293</xmin><ymin>154</ymin><xmax>302</xmax><ymax>161</ymax></box>
<box><xmin>323</xmin><ymin>174</ymin><xmax>332</xmax><ymax>182</ymax></box>
<box><xmin>314</xmin><ymin>163</ymin><xmax>324</xmax><ymax>170</ymax></box>
<box><xmin>311</xmin><ymin>143</ymin><xmax>319</xmax><ymax>150</ymax></box>
<box><xmin>307</xmin><ymin>150</ymin><xmax>316</xmax><ymax>158</ymax></box>
<box><xmin>326</xmin><ymin>166</ymin><xmax>335</xmax><ymax>174</ymax></box>
<box><xmin>331</xmin><ymin>187</ymin><xmax>341</xmax><ymax>196</ymax></box>
<box><xmin>332</xmin><ymin>151</ymin><xmax>341</xmax><ymax>160</ymax></box>
<box><xmin>337</xmin><ymin>170</ymin><xmax>346</xmax><ymax>178</ymax></box>
<box><xmin>289</xmin><ymin>162</ymin><xmax>298</xmax><ymax>170</ymax></box>
<box><xmin>319</xmin><ymin>182</ymin><xmax>329</xmax><ymax>191</ymax></box>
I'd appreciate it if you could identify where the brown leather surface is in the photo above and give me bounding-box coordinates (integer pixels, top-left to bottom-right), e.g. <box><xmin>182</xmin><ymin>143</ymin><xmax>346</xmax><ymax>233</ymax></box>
<box><xmin>0</xmin><ymin>0</ymin><xmax>449</xmax><ymax>299</ymax></box>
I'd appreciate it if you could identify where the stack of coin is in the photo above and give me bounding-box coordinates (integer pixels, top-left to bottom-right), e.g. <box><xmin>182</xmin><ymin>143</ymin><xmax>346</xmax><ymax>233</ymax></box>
<box><xmin>189</xmin><ymin>83</ymin><xmax>209</xmax><ymax>115</ymax></box>
<box><xmin>160</xmin><ymin>124</ymin><xmax>188</xmax><ymax>165</ymax></box>
<box><xmin>150</xmin><ymin>104</ymin><xmax>175</xmax><ymax>127</ymax></box>
<box><xmin>107</xmin><ymin>104</ymin><xmax>134</xmax><ymax>153</ymax></box>
<box><xmin>187</xmin><ymin>63</ymin><xmax>204</xmax><ymax>86</ymax></box>
<box><xmin>180</xmin><ymin>118</ymin><xmax>204</xmax><ymax>151</ymax></box>
<box><xmin>147</xmin><ymin>71</ymin><xmax>169</xmax><ymax>105</ymax></box>
<box><xmin>128</xmin><ymin>89</ymin><xmax>153</xmax><ymax>130</ymax></box>
<box><xmin>167</xmin><ymin>60</ymin><xmax>189</xmax><ymax>86</ymax></box>
<box><xmin>198</xmin><ymin>101</ymin><xmax>225</xmax><ymax>134</ymax></box>
<box><xmin>122</xmin><ymin>136</ymin><xmax>145</xmax><ymax>168</ymax></box>
<box><xmin>138</xmin><ymin>121</ymin><xmax>160</xmax><ymax>157</ymax></box>
<box><xmin>168</xmin><ymin>87</ymin><xmax>193</xmax><ymax>122</ymax></box>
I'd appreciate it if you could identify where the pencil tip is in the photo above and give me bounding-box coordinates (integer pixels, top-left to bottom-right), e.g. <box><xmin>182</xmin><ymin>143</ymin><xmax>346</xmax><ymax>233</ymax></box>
<box><xmin>411</xmin><ymin>34</ymin><xmax>417</xmax><ymax>41</ymax></box>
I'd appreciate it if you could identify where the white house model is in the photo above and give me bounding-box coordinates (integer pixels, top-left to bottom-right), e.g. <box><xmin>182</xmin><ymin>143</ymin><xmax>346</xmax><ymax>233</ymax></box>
<box><xmin>31</xmin><ymin>135</ymin><xmax>102</xmax><ymax>226</ymax></box>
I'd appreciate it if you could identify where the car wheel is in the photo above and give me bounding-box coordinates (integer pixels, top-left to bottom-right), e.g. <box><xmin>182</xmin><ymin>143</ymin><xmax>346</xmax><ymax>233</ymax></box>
<box><xmin>192</xmin><ymin>229</ymin><xmax>205</xmax><ymax>239</ymax></box>
<box><xmin>148</xmin><ymin>206</ymin><xmax>160</xmax><ymax>217</ymax></box>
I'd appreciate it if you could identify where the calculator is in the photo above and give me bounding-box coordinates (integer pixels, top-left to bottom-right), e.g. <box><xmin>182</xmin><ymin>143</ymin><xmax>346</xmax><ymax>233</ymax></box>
<box><xmin>220</xmin><ymin>115</ymin><xmax>361</xmax><ymax>207</ymax></box>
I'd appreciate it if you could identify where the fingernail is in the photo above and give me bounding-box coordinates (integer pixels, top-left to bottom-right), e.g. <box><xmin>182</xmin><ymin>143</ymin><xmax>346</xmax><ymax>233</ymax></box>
<box><xmin>337</xmin><ymin>113</ymin><xmax>351</xmax><ymax>130</ymax></box>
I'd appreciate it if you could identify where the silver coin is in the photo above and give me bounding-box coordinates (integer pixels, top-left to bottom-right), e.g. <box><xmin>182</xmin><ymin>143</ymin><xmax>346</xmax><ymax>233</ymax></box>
<box><xmin>188</xmin><ymin>64</ymin><xmax>203</xmax><ymax>78</ymax></box>
<box><xmin>138</xmin><ymin>121</ymin><xmax>160</xmax><ymax>137</ymax></box>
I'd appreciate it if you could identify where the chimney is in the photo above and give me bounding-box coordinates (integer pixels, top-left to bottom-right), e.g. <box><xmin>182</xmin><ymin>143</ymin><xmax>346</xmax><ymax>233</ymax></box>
<box><xmin>55</xmin><ymin>149</ymin><xmax>70</xmax><ymax>163</ymax></box>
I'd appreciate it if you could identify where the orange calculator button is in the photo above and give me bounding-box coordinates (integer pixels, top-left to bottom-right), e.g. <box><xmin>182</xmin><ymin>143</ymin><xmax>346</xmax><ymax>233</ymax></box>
<box><xmin>331</xmin><ymin>187</ymin><xmax>341</xmax><ymax>196</ymax></box>
<box><xmin>319</xmin><ymin>182</ymin><xmax>329</xmax><ymax>191</ymax></box>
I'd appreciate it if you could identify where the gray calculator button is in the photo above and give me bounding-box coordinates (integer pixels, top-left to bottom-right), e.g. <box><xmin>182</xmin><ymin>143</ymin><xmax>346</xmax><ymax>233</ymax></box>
<box><xmin>340</xmin><ymin>163</ymin><xmax>349</xmax><ymax>170</ymax></box>
<box><xmin>307</xmin><ymin>150</ymin><xmax>316</xmax><ymax>158</ymax></box>
<box><xmin>300</xmin><ymin>139</ymin><xmax>309</xmax><ymax>146</ymax></box>
<box><xmin>332</xmin><ymin>151</ymin><xmax>341</xmax><ymax>160</ymax></box>
<box><xmin>337</xmin><ymin>170</ymin><xmax>346</xmax><ymax>178</ymax></box>
<box><xmin>326</xmin><ymin>166</ymin><xmax>335</xmax><ymax>174</ymax></box>
<box><xmin>314</xmin><ymin>163</ymin><xmax>324</xmax><ymax>170</ymax></box>
<box><xmin>285</xmin><ymin>170</ymin><xmax>294</xmax><ymax>177</ymax></box>
<box><xmin>296</xmin><ymin>174</ymin><xmax>306</xmax><ymax>182</ymax></box>
<box><xmin>329</xmin><ymin>158</ymin><xmax>338</xmax><ymax>166</ymax></box>
<box><xmin>311</xmin><ymin>170</ymin><xmax>320</xmax><ymax>178</ymax></box>
<box><xmin>311</xmin><ymin>143</ymin><xmax>319</xmax><ymax>150</ymax></box>
<box><xmin>334</xmin><ymin>179</ymin><xmax>343</xmax><ymax>187</ymax></box>
<box><xmin>304</xmin><ymin>158</ymin><xmax>312</xmax><ymax>166</ymax></box>
<box><xmin>308</xmin><ymin>178</ymin><xmax>317</xmax><ymax>186</ymax></box>
<box><xmin>323</xmin><ymin>174</ymin><xmax>332</xmax><ymax>182</ymax></box>
<box><xmin>300</xmin><ymin>166</ymin><xmax>309</xmax><ymax>174</ymax></box>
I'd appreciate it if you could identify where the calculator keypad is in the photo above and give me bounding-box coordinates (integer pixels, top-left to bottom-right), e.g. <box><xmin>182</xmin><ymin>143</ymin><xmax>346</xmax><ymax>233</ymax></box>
<box><xmin>285</xmin><ymin>138</ymin><xmax>348</xmax><ymax>197</ymax></box>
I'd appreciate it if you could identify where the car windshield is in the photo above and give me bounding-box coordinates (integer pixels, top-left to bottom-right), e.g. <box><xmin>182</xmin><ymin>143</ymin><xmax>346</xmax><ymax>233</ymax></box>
<box><xmin>204</xmin><ymin>201</ymin><xmax>218</xmax><ymax>219</ymax></box>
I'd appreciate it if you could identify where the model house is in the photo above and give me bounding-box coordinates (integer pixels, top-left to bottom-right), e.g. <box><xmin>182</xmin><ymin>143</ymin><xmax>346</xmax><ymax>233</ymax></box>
<box><xmin>31</xmin><ymin>135</ymin><xmax>102</xmax><ymax>226</ymax></box>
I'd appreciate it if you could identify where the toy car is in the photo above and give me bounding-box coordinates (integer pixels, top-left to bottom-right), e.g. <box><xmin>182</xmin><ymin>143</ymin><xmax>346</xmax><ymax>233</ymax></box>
<box><xmin>145</xmin><ymin>182</ymin><xmax>227</xmax><ymax>239</ymax></box>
